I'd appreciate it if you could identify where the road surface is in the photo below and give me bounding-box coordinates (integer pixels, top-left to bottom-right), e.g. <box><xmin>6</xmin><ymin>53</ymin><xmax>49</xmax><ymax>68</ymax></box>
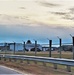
<box><xmin>0</xmin><ymin>65</ymin><xmax>22</xmax><ymax>75</ymax></box>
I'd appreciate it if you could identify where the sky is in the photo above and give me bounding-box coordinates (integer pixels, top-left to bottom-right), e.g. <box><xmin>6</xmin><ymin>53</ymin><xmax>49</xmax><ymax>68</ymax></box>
<box><xmin>0</xmin><ymin>0</ymin><xmax>74</xmax><ymax>44</ymax></box>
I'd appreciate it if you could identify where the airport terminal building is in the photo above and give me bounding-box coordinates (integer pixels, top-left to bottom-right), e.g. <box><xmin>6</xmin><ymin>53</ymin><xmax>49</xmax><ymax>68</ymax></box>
<box><xmin>0</xmin><ymin>40</ymin><xmax>42</xmax><ymax>51</ymax></box>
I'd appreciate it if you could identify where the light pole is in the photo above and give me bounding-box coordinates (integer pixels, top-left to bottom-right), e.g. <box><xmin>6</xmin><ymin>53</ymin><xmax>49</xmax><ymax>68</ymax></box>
<box><xmin>57</xmin><ymin>36</ymin><xmax>62</xmax><ymax>58</ymax></box>
<box><xmin>70</xmin><ymin>34</ymin><xmax>74</xmax><ymax>59</ymax></box>
<box><xmin>47</xmin><ymin>38</ymin><xmax>52</xmax><ymax>57</ymax></box>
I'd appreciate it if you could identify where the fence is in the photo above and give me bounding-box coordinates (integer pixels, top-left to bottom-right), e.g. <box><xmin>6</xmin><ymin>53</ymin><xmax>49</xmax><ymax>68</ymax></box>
<box><xmin>0</xmin><ymin>37</ymin><xmax>74</xmax><ymax>59</ymax></box>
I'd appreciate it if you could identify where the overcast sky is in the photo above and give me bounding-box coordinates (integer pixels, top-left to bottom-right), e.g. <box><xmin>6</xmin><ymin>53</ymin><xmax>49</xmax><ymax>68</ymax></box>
<box><xmin>0</xmin><ymin>0</ymin><xmax>74</xmax><ymax>44</ymax></box>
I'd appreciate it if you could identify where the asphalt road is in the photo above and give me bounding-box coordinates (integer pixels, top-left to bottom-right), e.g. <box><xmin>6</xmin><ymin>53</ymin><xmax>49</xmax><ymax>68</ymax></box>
<box><xmin>0</xmin><ymin>65</ymin><xmax>22</xmax><ymax>75</ymax></box>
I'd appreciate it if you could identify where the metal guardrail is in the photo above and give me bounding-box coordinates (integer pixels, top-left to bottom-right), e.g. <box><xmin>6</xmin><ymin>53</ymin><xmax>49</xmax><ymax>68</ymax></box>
<box><xmin>0</xmin><ymin>54</ymin><xmax>74</xmax><ymax>72</ymax></box>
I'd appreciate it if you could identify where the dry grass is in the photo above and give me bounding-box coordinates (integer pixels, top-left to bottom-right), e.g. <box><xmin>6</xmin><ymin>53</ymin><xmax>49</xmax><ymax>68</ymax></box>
<box><xmin>14</xmin><ymin>51</ymin><xmax>73</xmax><ymax>59</ymax></box>
<box><xmin>0</xmin><ymin>51</ymin><xmax>73</xmax><ymax>59</ymax></box>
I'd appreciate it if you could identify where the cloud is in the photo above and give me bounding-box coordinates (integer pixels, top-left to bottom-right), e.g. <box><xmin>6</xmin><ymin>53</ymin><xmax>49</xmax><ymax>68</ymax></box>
<box><xmin>50</xmin><ymin>5</ymin><xmax>74</xmax><ymax>21</ymax></box>
<box><xmin>19</xmin><ymin>7</ymin><xmax>26</xmax><ymax>10</ymax></box>
<box><xmin>51</xmin><ymin>11</ymin><xmax>67</xmax><ymax>15</ymax></box>
<box><xmin>38</xmin><ymin>1</ymin><xmax>60</xmax><ymax>7</ymax></box>
<box><xmin>69</xmin><ymin>7</ymin><xmax>74</xmax><ymax>14</ymax></box>
<box><xmin>62</xmin><ymin>15</ymin><xmax>74</xmax><ymax>20</ymax></box>
<box><xmin>60</xmin><ymin>7</ymin><xmax>74</xmax><ymax>20</ymax></box>
<box><xmin>0</xmin><ymin>14</ymin><xmax>19</xmax><ymax>20</ymax></box>
<box><xmin>62</xmin><ymin>12</ymin><xmax>74</xmax><ymax>21</ymax></box>
<box><xmin>50</xmin><ymin>11</ymin><xmax>74</xmax><ymax>21</ymax></box>
<box><xmin>0</xmin><ymin>14</ymin><xmax>32</xmax><ymax>25</ymax></box>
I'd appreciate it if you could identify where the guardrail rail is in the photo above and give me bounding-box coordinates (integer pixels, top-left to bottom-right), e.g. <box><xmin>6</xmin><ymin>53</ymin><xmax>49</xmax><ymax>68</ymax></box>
<box><xmin>0</xmin><ymin>54</ymin><xmax>74</xmax><ymax>72</ymax></box>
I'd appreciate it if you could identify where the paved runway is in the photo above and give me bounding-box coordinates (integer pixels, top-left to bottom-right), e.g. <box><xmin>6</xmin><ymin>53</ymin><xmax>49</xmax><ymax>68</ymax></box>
<box><xmin>0</xmin><ymin>65</ymin><xmax>22</xmax><ymax>75</ymax></box>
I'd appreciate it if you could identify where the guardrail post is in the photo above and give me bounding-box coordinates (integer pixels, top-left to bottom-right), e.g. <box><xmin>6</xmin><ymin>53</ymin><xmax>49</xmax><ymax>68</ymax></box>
<box><xmin>43</xmin><ymin>62</ymin><xmax>46</xmax><ymax>66</ymax></box>
<box><xmin>54</xmin><ymin>64</ymin><xmax>57</xmax><ymax>69</ymax></box>
<box><xmin>0</xmin><ymin>57</ymin><xmax>1</xmax><ymax>60</ymax></box>
<box><xmin>27</xmin><ymin>60</ymin><xmax>30</xmax><ymax>64</ymax></box>
<box><xmin>9</xmin><ymin>58</ymin><xmax>11</xmax><ymax>62</ymax></box>
<box><xmin>34</xmin><ymin>61</ymin><xmax>37</xmax><ymax>64</ymax></box>
<box><xmin>4</xmin><ymin>57</ymin><xmax>6</xmax><ymax>61</ymax></box>
<box><xmin>13</xmin><ymin>58</ymin><xmax>16</xmax><ymax>62</ymax></box>
<box><xmin>67</xmin><ymin>65</ymin><xmax>71</xmax><ymax>72</ymax></box>
<box><xmin>20</xmin><ymin>59</ymin><xmax>23</xmax><ymax>63</ymax></box>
